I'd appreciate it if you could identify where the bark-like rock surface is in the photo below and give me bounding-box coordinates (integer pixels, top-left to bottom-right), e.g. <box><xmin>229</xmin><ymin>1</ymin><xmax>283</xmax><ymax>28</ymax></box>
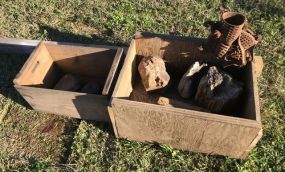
<box><xmin>138</xmin><ymin>56</ymin><xmax>170</xmax><ymax>91</ymax></box>
<box><xmin>178</xmin><ymin>62</ymin><xmax>208</xmax><ymax>98</ymax></box>
<box><xmin>54</xmin><ymin>74</ymin><xmax>82</xmax><ymax>91</ymax></box>
<box><xmin>81</xmin><ymin>80</ymin><xmax>102</xmax><ymax>94</ymax></box>
<box><xmin>195</xmin><ymin>66</ymin><xmax>243</xmax><ymax>113</ymax></box>
<box><xmin>157</xmin><ymin>97</ymin><xmax>209</xmax><ymax>112</ymax></box>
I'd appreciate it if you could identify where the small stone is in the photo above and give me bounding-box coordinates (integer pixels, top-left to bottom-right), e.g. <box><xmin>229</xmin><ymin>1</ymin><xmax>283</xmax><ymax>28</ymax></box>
<box><xmin>81</xmin><ymin>80</ymin><xmax>102</xmax><ymax>94</ymax></box>
<box><xmin>178</xmin><ymin>62</ymin><xmax>208</xmax><ymax>98</ymax></box>
<box><xmin>54</xmin><ymin>74</ymin><xmax>82</xmax><ymax>91</ymax></box>
<box><xmin>195</xmin><ymin>66</ymin><xmax>243</xmax><ymax>113</ymax></box>
<box><xmin>138</xmin><ymin>56</ymin><xmax>170</xmax><ymax>91</ymax></box>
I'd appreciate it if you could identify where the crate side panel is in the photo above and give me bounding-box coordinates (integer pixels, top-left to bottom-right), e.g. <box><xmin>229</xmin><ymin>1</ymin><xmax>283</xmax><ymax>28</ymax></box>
<box><xmin>111</xmin><ymin>99</ymin><xmax>261</xmax><ymax>158</ymax></box>
<box><xmin>112</xmin><ymin>40</ymin><xmax>137</xmax><ymax>98</ymax></box>
<box><xmin>46</xmin><ymin>44</ymin><xmax>117</xmax><ymax>78</ymax></box>
<box><xmin>15</xmin><ymin>86</ymin><xmax>110</xmax><ymax>121</ymax></box>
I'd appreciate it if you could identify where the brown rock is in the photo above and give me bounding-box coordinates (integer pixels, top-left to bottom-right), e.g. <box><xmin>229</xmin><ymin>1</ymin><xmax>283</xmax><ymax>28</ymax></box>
<box><xmin>54</xmin><ymin>74</ymin><xmax>82</xmax><ymax>91</ymax></box>
<box><xmin>138</xmin><ymin>56</ymin><xmax>170</xmax><ymax>91</ymax></box>
<box><xmin>195</xmin><ymin>66</ymin><xmax>243</xmax><ymax>113</ymax></box>
<box><xmin>157</xmin><ymin>97</ymin><xmax>209</xmax><ymax>112</ymax></box>
<box><xmin>178</xmin><ymin>62</ymin><xmax>208</xmax><ymax>98</ymax></box>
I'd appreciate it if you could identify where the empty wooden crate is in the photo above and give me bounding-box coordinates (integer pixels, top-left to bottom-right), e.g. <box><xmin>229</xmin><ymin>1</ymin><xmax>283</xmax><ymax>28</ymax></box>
<box><xmin>14</xmin><ymin>42</ymin><xmax>126</xmax><ymax>121</ymax></box>
<box><xmin>108</xmin><ymin>32</ymin><xmax>262</xmax><ymax>158</ymax></box>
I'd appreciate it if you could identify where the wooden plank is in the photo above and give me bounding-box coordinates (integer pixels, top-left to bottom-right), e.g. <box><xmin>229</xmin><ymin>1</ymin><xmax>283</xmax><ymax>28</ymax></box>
<box><xmin>112</xmin><ymin>39</ymin><xmax>137</xmax><ymax>98</ymax></box>
<box><xmin>13</xmin><ymin>42</ymin><xmax>54</xmax><ymax>86</ymax></box>
<box><xmin>110</xmin><ymin>98</ymin><xmax>261</xmax><ymax>158</ymax></box>
<box><xmin>15</xmin><ymin>85</ymin><xmax>110</xmax><ymax>121</ymax></box>
<box><xmin>102</xmin><ymin>48</ymin><xmax>125</xmax><ymax>96</ymax></box>
<box><xmin>241</xmin><ymin>61</ymin><xmax>262</xmax><ymax>122</ymax></box>
<box><xmin>45</xmin><ymin>43</ymin><xmax>117</xmax><ymax>78</ymax></box>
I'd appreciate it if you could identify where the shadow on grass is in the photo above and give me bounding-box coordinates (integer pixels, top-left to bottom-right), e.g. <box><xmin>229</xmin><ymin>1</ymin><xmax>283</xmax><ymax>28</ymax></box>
<box><xmin>0</xmin><ymin>54</ymin><xmax>31</xmax><ymax>108</ymax></box>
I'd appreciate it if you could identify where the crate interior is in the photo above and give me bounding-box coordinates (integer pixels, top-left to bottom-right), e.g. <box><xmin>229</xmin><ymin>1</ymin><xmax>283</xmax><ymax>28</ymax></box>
<box><xmin>114</xmin><ymin>34</ymin><xmax>258</xmax><ymax>120</ymax></box>
<box><xmin>14</xmin><ymin>43</ymin><xmax>118</xmax><ymax>95</ymax></box>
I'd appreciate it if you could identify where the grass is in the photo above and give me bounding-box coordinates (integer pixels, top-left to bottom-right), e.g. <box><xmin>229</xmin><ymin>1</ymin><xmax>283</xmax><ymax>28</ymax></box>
<box><xmin>0</xmin><ymin>0</ymin><xmax>284</xmax><ymax>171</ymax></box>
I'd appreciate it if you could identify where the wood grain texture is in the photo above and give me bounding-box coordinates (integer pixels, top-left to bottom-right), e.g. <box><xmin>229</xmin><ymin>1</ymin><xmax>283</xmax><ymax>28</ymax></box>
<box><xmin>15</xmin><ymin>85</ymin><xmax>110</xmax><ymax>121</ymax></box>
<box><xmin>112</xmin><ymin>39</ymin><xmax>137</xmax><ymax>98</ymax></box>
<box><xmin>102</xmin><ymin>48</ymin><xmax>125</xmax><ymax>96</ymax></box>
<box><xmin>253</xmin><ymin>56</ymin><xmax>263</xmax><ymax>78</ymax></box>
<box><xmin>13</xmin><ymin>42</ymin><xmax>54</xmax><ymax>86</ymax></box>
<box><xmin>45</xmin><ymin>43</ymin><xmax>117</xmax><ymax>78</ymax></box>
<box><xmin>110</xmin><ymin>98</ymin><xmax>261</xmax><ymax>158</ymax></box>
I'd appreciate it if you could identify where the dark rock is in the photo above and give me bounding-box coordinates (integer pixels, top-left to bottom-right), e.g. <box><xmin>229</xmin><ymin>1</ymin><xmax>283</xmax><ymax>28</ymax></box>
<box><xmin>195</xmin><ymin>66</ymin><xmax>243</xmax><ymax>113</ymax></box>
<box><xmin>81</xmin><ymin>80</ymin><xmax>102</xmax><ymax>94</ymax></box>
<box><xmin>54</xmin><ymin>74</ymin><xmax>82</xmax><ymax>91</ymax></box>
<box><xmin>178</xmin><ymin>62</ymin><xmax>208</xmax><ymax>98</ymax></box>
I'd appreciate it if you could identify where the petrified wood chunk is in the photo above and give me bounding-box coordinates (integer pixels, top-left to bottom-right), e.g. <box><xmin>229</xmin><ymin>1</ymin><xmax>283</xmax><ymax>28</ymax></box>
<box><xmin>54</xmin><ymin>74</ymin><xmax>82</xmax><ymax>91</ymax></box>
<box><xmin>81</xmin><ymin>80</ymin><xmax>102</xmax><ymax>94</ymax></box>
<box><xmin>157</xmin><ymin>97</ymin><xmax>209</xmax><ymax>112</ymax></box>
<box><xmin>195</xmin><ymin>66</ymin><xmax>243</xmax><ymax>113</ymax></box>
<box><xmin>178</xmin><ymin>62</ymin><xmax>208</xmax><ymax>98</ymax></box>
<box><xmin>138</xmin><ymin>56</ymin><xmax>170</xmax><ymax>91</ymax></box>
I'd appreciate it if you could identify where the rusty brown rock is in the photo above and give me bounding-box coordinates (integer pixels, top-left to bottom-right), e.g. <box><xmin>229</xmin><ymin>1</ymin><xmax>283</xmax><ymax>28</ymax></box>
<box><xmin>54</xmin><ymin>74</ymin><xmax>82</xmax><ymax>91</ymax></box>
<box><xmin>195</xmin><ymin>66</ymin><xmax>243</xmax><ymax>113</ymax></box>
<box><xmin>138</xmin><ymin>56</ymin><xmax>170</xmax><ymax>91</ymax></box>
<box><xmin>178</xmin><ymin>61</ymin><xmax>208</xmax><ymax>98</ymax></box>
<box><xmin>157</xmin><ymin>97</ymin><xmax>209</xmax><ymax>112</ymax></box>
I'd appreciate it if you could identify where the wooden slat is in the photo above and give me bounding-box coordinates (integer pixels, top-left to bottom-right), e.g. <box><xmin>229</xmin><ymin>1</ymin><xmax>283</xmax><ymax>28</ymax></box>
<box><xmin>102</xmin><ymin>48</ymin><xmax>125</xmax><ymax>96</ymax></box>
<box><xmin>112</xmin><ymin>39</ymin><xmax>137</xmax><ymax>98</ymax></box>
<box><xmin>15</xmin><ymin>85</ymin><xmax>110</xmax><ymax>121</ymax></box>
<box><xmin>45</xmin><ymin>43</ymin><xmax>117</xmax><ymax>78</ymax></box>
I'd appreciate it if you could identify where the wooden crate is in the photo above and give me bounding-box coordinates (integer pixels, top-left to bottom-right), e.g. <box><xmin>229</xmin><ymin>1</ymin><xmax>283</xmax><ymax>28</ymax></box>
<box><xmin>108</xmin><ymin>32</ymin><xmax>262</xmax><ymax>158</ymax></box>
<box><xmin>14</xmin><ymin>42</ymin><xmax>126</xmax><ymax>122</ymax></box>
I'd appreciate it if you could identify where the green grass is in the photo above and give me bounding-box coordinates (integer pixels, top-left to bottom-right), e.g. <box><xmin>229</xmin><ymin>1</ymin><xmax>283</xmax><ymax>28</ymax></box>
<box><xmin>0</xmin><ymin>0</ymin><xmax>284</xmax><ymax>171</ymax></box>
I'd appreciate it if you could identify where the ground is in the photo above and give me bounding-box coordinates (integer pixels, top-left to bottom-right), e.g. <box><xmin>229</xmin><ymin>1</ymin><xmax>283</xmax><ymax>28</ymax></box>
<box><xmin>0</xmin><ymin>0</ymin><xmax>284</xmax><ymax>171</ymax></box>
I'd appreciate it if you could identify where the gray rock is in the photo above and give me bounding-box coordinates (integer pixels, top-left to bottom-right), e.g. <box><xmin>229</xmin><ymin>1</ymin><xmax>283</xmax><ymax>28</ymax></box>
<box><xmin>195</xmin><ymin>66</ymin><xmax>243</xmax><ymax>113</ymax></box>
<box><xmin>178</xmin><ymin>61</ymin><xmax>208</xmax><ymax>98</ymax></box>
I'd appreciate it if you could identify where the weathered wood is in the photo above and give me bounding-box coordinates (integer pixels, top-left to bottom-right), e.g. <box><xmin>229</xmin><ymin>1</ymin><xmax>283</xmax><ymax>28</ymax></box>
<box><xmin>110</xmin><ymin>32</ymin><xmax>262</xmax><ymax>158</ymax></box>
<box><xmin>13</xmin><ymin>42</ymin><xmax>54</xmax><ymax>86</ymax></box>
<box><xmin>13</xmin><ymin>41</ymin><xmax>126</xmax><ymax>121</ymax></box>
<box><xmin>109</xmin><ymin>98</ymin><xmax>261</xmax><ymax>158</ymax></box>
<box><xmin>253</xmin><ymin>56</ymin><xmax>263</xmax><ymax>78</ymax></box>
<box><xmin>102</xmin><ymin>48</ymin><xmax>125</xmax><ymax>96</ymax></box>
<box><xmin>15</xmin><ymin>85</ymin><xmax>110</xmax><ymax>121</ymax></box>
<box><xmin>112</xmin><ymin>39</ymin><xmax>137</xmax><ymax>98</ymax></box>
